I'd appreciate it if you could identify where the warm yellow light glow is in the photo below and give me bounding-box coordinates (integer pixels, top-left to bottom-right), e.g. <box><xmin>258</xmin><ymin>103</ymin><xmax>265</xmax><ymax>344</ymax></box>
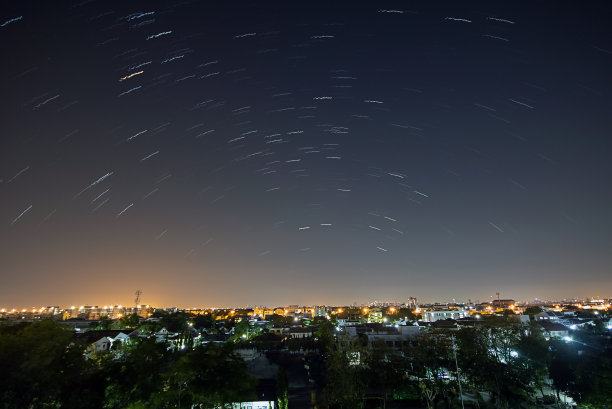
<box><xmin>363</xmin><ymin>307</ymin><xmax>369</xmax><ymax>314</ymax></box>
<box><xmin>338</xmin><ymin>308</ymin><xmax>343</xmax><ymax>313</ymax></box>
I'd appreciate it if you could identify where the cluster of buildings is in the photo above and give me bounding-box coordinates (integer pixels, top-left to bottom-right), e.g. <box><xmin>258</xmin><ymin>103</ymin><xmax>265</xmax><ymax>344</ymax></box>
<box><xmin>0</xmin><ymin>304</ymin><xmax>151</xmax><ymax>321</ymax></box>
<box><xmin>2</xmin><ymin>296</ymin><xmax>610</xmax><ymax>355</ymax></box>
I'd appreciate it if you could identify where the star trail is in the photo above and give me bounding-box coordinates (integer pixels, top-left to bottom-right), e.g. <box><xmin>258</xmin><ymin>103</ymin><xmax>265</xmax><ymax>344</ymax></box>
<box><xmin>1</xmin><ymin>1</ymin><xmax>611</xmax><ymax>307</ymax></box>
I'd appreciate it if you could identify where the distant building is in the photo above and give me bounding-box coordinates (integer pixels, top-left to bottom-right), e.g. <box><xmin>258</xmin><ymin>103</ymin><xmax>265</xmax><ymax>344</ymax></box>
<box><xmin>422</xmin><ymin>308</ymin><xmax>469</xmax><ymax>322</ymax></box>
<box><xmin>367</xmin><ymin>307</ymin><xmax>383</xmax><ymax>323</ymax></box>
<box><xmin>491</xmin><ymin>299</ymin><xmax>516</xmax><ymax>309</ymax></box>
<box><xmin>314</xmin><ymin>307</ymin><xmax>327</xmax><ymax>317</ymax></box>
<box><xmin>345</xmin><ymin>325</ymin><xmax>420</xmax><ymax>348</ymax></box>
<box><xmin>406</xmin><ymin>297</ymin><xmax>418</xmax><ymax>309</ymax></box>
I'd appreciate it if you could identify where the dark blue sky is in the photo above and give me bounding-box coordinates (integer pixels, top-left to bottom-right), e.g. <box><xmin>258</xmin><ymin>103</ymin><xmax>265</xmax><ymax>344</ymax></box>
<box><xmin>1</xmin><ymin>1</ymin><xmax>611</xmax><ymax>308</ymax></box>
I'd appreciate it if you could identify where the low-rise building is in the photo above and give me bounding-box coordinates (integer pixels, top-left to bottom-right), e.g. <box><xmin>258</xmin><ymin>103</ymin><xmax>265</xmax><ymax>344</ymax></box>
<box><xmin>535</xmin><ymin>311</ymin><xmax>565</xmax><ymax>321</ymax></box>
<box><xmin>539</xmin><ymin>321</ymin><xmax>569</xmax><ymax>340</ymax></box>
<box><xmin>422</xmin><ymin>308</ymin><xmax>469</xmax><ymax>322</ymax></box>
<box><xmin>287</xmin><ymin>327</ymin><xmax>312</xmax><ymax>339</ymax></box>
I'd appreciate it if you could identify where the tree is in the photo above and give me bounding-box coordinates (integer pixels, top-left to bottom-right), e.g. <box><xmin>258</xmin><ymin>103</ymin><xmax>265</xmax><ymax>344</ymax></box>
<box><xmin>323</xmin><ymin>335</ymin><xmax>367</xmax><ymax>409</ymax></box>
<box><xmin>550</xmin><ymin>338</ymin><xmax>612</xmax><ymax>408</ymax></box>
<box><xmin>276</xmin><ymin>367</ymin><xmax>289</xmax><ymax>409</ymax></box>
<box><xmin>397</xmin><ymin>307</ymin><xmax>417</xmax><ymax>321</ymax></box>
<box><xmin>524</xmin><ymin>306</ymin><xmax>543</xmax><ymax>319</ymax></box>
<box><xmin>158</xmin><ymin>312</ymin><xmax>190</xmax><ymax>333</ymax></box>
<box><xmin>0</xmin><ymin>320</ymin><xmax>88</xmax><ymax>409</ymax></box>
<box><xmin>233</xmin><ymin>319</ymin><xmax>249</xmax><ymax>341</ymax></box>
<box><xmin>94</xmin><ymin>316</ymin><xmax>113</xmax><ymax>330</ymax></box>
<box><xmin>515</xmin><ymin>322</ymin><xmax>550</xmax><ymax>398</ymax></box>
<box><xmin>119</xmin><ymin>313</ymin><xmax>140</xmax><ymax>329</ymax></box>
<box><xmin>192</xmin><ymin>313</ymin><xmax>215</xmax><ymax>330</ymax></box>
<box><xmin>160</xmin><ymin>343</ymin><xmax>256</xmax><ymax>408</ymax></box>
<box><xmin>315</xmin><ymin>319</ymin><xmax>335</xmax><ymax>353</ymax></box>
<box><xmin>408</xmin><ymin>331</ymin><xmax>458</xmax><ymax>409</ymax></box>
<box><xmin>456</xmin><ymin>320</ymin><xmax>535</xmax><ymax>409</ymax></box>
<box><xmin>548</xmin><ymin>339</ymin><xmax>576</xmax><ymax>403</ymax></box>
<box><xmin>102</xmin><ymin>338</ymin><xmax>175</xmax><ymax>409</ymax></box>
<box><xmin>365</xmin><ymin>340</ymin><xmax>408</xmax><ymax>405</ymax></box>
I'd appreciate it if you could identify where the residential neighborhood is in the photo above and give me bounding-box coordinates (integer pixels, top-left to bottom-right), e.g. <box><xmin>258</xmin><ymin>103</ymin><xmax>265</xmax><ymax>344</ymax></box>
<box><xmin>2</xmin><ymin>297</ymin><xmax>611</xmax><ymax>408</ymax></box>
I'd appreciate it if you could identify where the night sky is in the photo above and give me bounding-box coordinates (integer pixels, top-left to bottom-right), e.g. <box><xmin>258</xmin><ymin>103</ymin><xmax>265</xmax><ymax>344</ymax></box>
<box><xmin>1</xmin><ymin>1</ymin><xmax>611</xmax><ymax>308</ymax></box>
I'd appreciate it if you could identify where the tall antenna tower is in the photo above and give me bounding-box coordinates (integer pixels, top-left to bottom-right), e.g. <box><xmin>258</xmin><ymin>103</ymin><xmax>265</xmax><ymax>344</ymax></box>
<box><xmin>134</xmin><ymin>290</ymin><xmax>142</xmax><ymax>307</ymax></box>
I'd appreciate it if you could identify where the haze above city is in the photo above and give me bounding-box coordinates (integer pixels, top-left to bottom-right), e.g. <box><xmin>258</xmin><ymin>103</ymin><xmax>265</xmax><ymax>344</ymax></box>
<box><xmin>1</xmin><ymin>1</ymin><xmax>611</xmax><ymax>308</ymax></box>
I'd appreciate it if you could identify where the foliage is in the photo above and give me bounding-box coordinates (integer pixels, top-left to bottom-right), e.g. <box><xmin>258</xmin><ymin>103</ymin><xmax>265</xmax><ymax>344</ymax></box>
<box><xmin>407</xmin><ymin>331</ymin><xmax>458</xmax><ymax>408</ymax></box>
<box><xmin>456</xmin><ymin>319</ymin><xmax>537</xmax><ymax>409</ymax></box>
<box><xmin>233</xmin><ymin>319</ymin><xmax>249</xmax><ymax>340</ymax></box>
<box><xmin>102</xmin><ymin>338</ymin><xmax>175</xmax><ymax>409</ymax></box>
<box><xmin>159</xmin><ymin>343</ymin><xmax>256</xmax><ymax>408</ymax></box>
<box><xmin>396</xmin><ymin>307</ymin><xmax>418</xmax><ymax>321</ymax></box>
<box><xmin>365</xmin><ymin>340</ymin><xmax>410</xmax><ymax>403</ymax></box>
<box><xmin>93</xmin><ymin>316</ymin><xmax>113</xmax><ymax>330</ymax></box>
<box><xmin>315</xmin><ymin>319</ymin><xmax>336</xmax><ymax>353</ymax></box>
<box><xmin>523</xmin><ymin>306</ymin><xmax>543</xmax><ymax>318</ymax></box>
<box><xmin>158</xmin><ymin>312</ymin><xmax>191</xmax><ymax>333</ymax></box>
<box><xmin>192</xmin><ymin>313</ymin><xmax>215</xmax><ymax>330</ymax></box>
<box><xmin>276</xmin><ymin>367</ymin><xmax>289</xmax><ymax>409</ymax></box>
<box><xmin>323</xmin><ymin>335</ymin><xmax>367</xmax><ymax>409</ymax></box>
<box><xmin>0</xmin><ymin>320</ymin><xmax>87</xmax><ymax>409</ymax></box>
<box><xmin>549</xmin><ymin>339</ymin><xmax>612</xmax><ymax>408</ymax></box>
<box><xmin>119</xmin><ymin>313</ymin><xmax>141</xmax><ymax>329</ymax></box>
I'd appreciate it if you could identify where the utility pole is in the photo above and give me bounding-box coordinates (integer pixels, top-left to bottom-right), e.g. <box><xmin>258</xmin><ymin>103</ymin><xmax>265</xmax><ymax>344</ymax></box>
<box><xmin>452</xmin><ymin>335</ymin><xmax>465</xmax><ymax>409</ymax></box>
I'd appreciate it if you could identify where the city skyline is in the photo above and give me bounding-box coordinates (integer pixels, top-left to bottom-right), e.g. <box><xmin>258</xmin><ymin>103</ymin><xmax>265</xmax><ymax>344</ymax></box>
<box><xmin>2</xmin><ymin>291</ymin><xmax>610</xmax><ymax>311</ymax></box>
<box><xmin>1</xmin><ymin>1</ymin><xmax>611</xmax><ymax>308</ymax></box>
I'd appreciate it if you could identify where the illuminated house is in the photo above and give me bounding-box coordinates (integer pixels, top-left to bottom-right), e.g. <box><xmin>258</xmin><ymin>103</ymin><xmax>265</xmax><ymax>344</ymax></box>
<box><xmin>539</xmin><ymin>321</ymin><xmax>569</xmax><ymax>340</ymax></box>
<box><xmin>76</xmin><ymin>330</ymin><xmax>133</xmax><ymax>353</ymax></box>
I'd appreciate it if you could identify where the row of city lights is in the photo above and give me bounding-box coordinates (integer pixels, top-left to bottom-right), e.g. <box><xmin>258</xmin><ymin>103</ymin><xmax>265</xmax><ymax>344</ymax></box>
<box><xmin>2</xmin><ymin>301</ymin><xmax>610</xmax><ymax>315</ymax></box>
<box><xmin>0</xmin><ymin>305</ymin><xmax>150</xmax><ymax>314</ymax></box>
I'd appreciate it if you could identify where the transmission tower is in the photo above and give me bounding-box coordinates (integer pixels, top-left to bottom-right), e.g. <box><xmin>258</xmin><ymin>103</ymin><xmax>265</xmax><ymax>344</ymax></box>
<box><xmin>134</xmin><ymin>290</ymin><xmax>142</xmax><ymax>307</ymax></box>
